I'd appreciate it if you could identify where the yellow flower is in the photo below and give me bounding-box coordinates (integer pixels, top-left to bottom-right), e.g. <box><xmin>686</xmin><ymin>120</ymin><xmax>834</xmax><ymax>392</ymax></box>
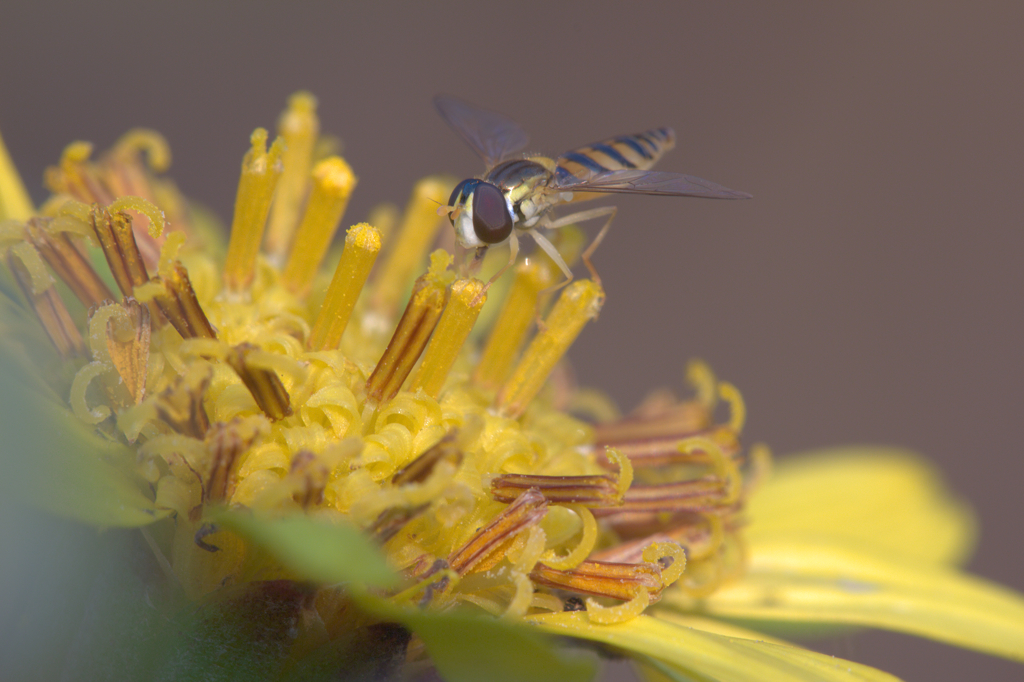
<box><xmin>1</xmin><ymin>93</ymin><xmax>1022</xmax><ymax>682</ymax></box>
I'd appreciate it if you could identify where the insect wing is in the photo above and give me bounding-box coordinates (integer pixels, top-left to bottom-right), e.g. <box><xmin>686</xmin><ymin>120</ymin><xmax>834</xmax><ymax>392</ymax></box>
<box><xmin>553</xmin><ymin>169</ymin><xmax>752</xmax><ymax>199</ymax></box>
<box><xmin>434</xmin><ymin>94</ymin><xmax>530</xmax><ymax>169</ymax></box>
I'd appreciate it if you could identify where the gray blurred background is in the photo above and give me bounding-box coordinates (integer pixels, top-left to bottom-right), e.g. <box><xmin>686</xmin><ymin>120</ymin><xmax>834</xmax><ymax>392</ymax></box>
<box><xmin>1</xmin><ymin>2</ymin><xmax>1021</xmax><ymax>680</ymax></box>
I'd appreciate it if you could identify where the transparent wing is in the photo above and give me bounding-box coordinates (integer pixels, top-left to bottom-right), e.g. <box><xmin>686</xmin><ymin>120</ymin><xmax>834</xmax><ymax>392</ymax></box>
<box><xmin>553</xmin><ymin>169</ymin><xmax>752</xmax><ymax>199</ymax></box>
<box><xmin>434</xmin><ymin>94</ymin><xmax>530</xmax><ymax>169</ymax></box>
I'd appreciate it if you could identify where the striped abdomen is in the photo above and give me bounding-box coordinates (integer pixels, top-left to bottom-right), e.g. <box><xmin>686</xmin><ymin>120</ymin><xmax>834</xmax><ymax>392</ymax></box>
<box><xmin>554</xmin><ymin>128</ymin><xmax>676</xmax><ymax>185</ymax></box>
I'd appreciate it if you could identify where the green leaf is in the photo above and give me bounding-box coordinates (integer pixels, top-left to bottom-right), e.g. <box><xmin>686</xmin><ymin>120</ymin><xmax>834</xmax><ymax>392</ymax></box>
<box><xmin>213</xmin><ymin>509</ymin><xmax>399</xmax><ymax>589</ymax></box>
<box><xmin>665</xmin><ymin>537</ymin><xmax>1024</xmax><ymax>663</ymax></box>
<box><xmin>0</xmin><ymin>352</ymin><xmax>165</xmax><ymax>527</ymax></box>
<box><xmin>353</xmin><ymin>592</ymin><xmax>596</xmax><ymax>682</ymax></box>
<box><xmin>394</xmin><ymin>607</ymin><xmax>597</xmax><ymax>682</ymax></box>
<box><xmin>530</xmin><ymin>613</ymin><xmax>899</xmax><ymax>682</ymax></box>
<box><xmin>748</xmin><ymin>447</ymin><xmax>976</xmax><ymax>565</ymax></box>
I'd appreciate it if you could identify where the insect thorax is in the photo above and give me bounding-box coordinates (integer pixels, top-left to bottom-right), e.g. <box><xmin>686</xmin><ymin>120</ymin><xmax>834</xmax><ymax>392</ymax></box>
<box><xmin>484</xmin><ymin>159</ymin><xmax>555</xmax><ymax>227</ymax></box>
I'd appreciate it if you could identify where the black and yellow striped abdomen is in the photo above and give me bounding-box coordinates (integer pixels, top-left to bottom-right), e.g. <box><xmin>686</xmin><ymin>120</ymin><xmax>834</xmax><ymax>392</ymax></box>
<box><xmin>554</xmin><ymin>128</ymin><xmax>676</xmax><ymax>185</ymax></box>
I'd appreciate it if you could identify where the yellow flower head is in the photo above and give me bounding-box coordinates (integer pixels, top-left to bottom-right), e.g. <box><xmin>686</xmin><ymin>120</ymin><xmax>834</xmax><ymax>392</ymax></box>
<box><xmin>2</xmin><ymin>94</ymin><xmax>1023</xmax><ymax>682</ymax></box>
<box><xmin>2</xmin><ymin>93</ymin><xmax>759</xmax><ymax>619</ymax></box>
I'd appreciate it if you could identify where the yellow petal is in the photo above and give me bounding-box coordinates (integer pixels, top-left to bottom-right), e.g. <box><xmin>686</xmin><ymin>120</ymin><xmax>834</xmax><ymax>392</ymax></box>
<box><xmin>748</xmin><ymin>447</ymin><xmax>975</xmax><ymax>564</ymax></box>
<box><xmin>666</xmin><ymin>538</ymin><xmax>1024</xmax><ymax>663</ymax></box>
<box><xmin>529</xmin><ymin>613</ymin><xmax>901</xmax><ymax>682</ymax></box>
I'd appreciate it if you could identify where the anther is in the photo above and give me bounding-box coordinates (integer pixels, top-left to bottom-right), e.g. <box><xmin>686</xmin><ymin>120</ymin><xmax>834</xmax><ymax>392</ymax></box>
<box><xmin>148</xmin><ymin>261</ymin><xmax>217</xmax><ymax>340</ymax></box>
<box><xmin>265</xmin><ymin>92</ymin><xmax>320</xmax><ymax>260</ymax></box>
<box><xmin>365</xmin><ymin>253</ymin><xmax>453</xmax><ymax>403</ymax></box>
<box><xmin>496</xmin><ymin>280</ymin><xmax>604</xmax><ymax>418</ymax></box>
<box><xmin>282</xmin><ymin>156</ymin><xmax>357</xmax><ymax>295</ymax></box>
<box><xmin>410</xmin><ymin>277</ymin><xmax>487</xmax><ymax>398</ymax></box>
<box><xmin>308</xmin><ymin>223</ymin><xmax>381</xmax><ymax>351</ymax></box>
<box><xmin>369</xmin><ymin>176</ymin><xmax>454</xmax><ymax>318</ymax></box>
<box><xmin>223</xmin><ymin>128</ymin><xmax>284</xmax><ymax>293</ymax></box>
<box><xmin>473</xmin><ymin>258</ymin><xmax>556</xmax><ymax>390</ymax></box>
<box><xmin>25</xmin><ymin>218</ymin><xmax>114</xmax><ymax>307</ymax></box>
<box><xmin>447</xmin><ymin>488</ymin><xmax>547</xmax><ymax>575</ymax></box>
<box><xmin>103</xmin><ymin>298</ymin><xmax>151</xmax><ymax>405</ymax></box>
<box><xmin>6</xmin><ymin>245</ymin><xmax>85</xmax><ymax>358</ymax></box>
<box><xmin>226</xmin><ymin>343</ymin><xmax>293</xmax><ymax>421</ymax></box>
<box><xmin>91</xmin><ymin>207</ymin><xmax>150</xmax><ymax>296</ymax></box>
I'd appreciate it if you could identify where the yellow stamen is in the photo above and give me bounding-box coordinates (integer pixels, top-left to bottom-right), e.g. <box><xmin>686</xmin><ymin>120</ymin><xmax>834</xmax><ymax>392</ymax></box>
<box><xmin>538</xmin><ymin>504</ymin><xmax>598</xmax><ymax>570</ymax></box>
<box><xmin>642</xmin><ymin>541</ymin><xmax>687</xmax><ymax>586</ymax></box>
<box><xmin>410</xmin><ymin>277</ymin><xmax>486</xmax><ymax>398</ymax></box>
<box><xmin>91</xmin><ymin>207</ymin><xmax>149</xmax><ymax>296</ymax></box>
<box><xmin>490</xmin><ymin>473</ymin><xmax>620</xmax><ymax>507</ymax></box>
<box><xmin>365</xmin><ymin>252</ymin><xmax>453</xmax><ymax>404</ymax></box>
<box><xmin>391</xmin><ymin>432</ymin><xmax>464</xmax><ymax>487</ymax></box>
<box><xmin>265</xmin><ymin>92</ymin><xmax>320</xmax><ymax>260</ymax></box>
<box><xmin>308</xmin><ymin>223</ymin><xmax>381</xmax><ymax>351</ymax></box>
<box><xmin>25</xmin><ymin>219</ymin><xmax>114</xmax><ymax>307</ymax></box>
<box><xmin>366</xmin><ymin>202</ymin><xmax>400</xmax><ymax>247</ymax></box>
<box><xmin>370</xmin><ymin>176</ymin><xmax>453</xmax><ymax>317</ymax></box>
<box><xmin>687</xmin><ymin>358</ymin><xmax>717</xmax><ymax>410</ymax></box>
<box><xmin>104</xmin><ymin>298</ymin><xmax>151</xmax><ymax>405</ymax></box>
<box><xmin>110</xmin><ymin>128</ymin><xmax>172</xmax><ymax>173</ymax></box>
<box><xmin>719</xmin><ymin>381</ymin><xmax>746</xmax><ymax>433</ymax></box>
<box><xmin>226</xmin><ymin>343</ymin><xmax>293</xmax><ymax>421</ymax></box>
<box><xmin>45</xmin><ymin>141</ymin><xmax>113</xmax><ymax>205</ymax></box>
<box><xmin>6</xmin><ymin>245</ymin><xmax>84</xmax><ymax>358</ymax></box>
<box><xmin>473</xmin><ymin>258</ymin><xmax>556</xmax><ymax>390</ymax></box>
<box><xmin>530</xmin><ymin>558</ymin><xmax>662</xmax><ymax>603</ymax></box>
<box><xmin>147</xmin><ymin>262</ymin><xmax>217</xmax><ymax>340</ymax></box>
<box><xmin>108</xmin><ymin>196</ymin><xmax>166</xmax><ymax>240</ymax></box>
<box><xmin>585</xmin><ymin>588</ymin><xmax>650</xmax><ymax>624</ymax></box>
<box><xmin>496</xmin><ymin>280</ymin><xmax>604</xmax><ymax>418</ymax></box>
<box><xmin>0</xmin><ymin>129</ymin><xmax>34</xmax><ymax>220</ymax></box>
<box><xmin>282</xmin><ymin>156</ymin><xmax>357</xmax><ymax>295</ymax></box>
<box><xmin>223</xmin><ymin>128</ymin><xmax>284</xmax><ymax>293</ymax></box>
<box><xmin>448</xmin><ymin>488</ymin><xmax>548</xmax><ymax>575</ymax></box>
<box><xmin>157</xmin><ymin>232</ymin><xmax>187</xmax><ymax>279</ymax></box>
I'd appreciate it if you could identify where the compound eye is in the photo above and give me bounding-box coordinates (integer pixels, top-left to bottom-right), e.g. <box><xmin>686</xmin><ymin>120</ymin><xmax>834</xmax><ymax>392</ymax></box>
<box><xmin>472</xmin><ymin>183</ymin><xmax>513</xmax><ymax>244</ymax></box>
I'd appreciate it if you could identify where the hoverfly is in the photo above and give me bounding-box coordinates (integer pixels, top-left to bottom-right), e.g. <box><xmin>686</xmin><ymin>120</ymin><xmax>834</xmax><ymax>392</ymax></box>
<box><xmin>435</xmin><ymin>94</ymin><xmax>751</xmax><ymax>287</ymax></box>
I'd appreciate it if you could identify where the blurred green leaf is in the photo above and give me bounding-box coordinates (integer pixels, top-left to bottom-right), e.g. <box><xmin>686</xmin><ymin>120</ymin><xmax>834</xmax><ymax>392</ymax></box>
<box><xmin>0</xmin><ymin>349</ymin><xmax>165</xmax><ymax>528</ymax></box>
<box><xmin>214</xmin><ymin>510</ymin><xmax>399</xmax><ymax>589</ymax></box>
<box><xmin>361</xmin><ymin>596</ymin><xmax>597</xmax><ymax>682</ymax></box>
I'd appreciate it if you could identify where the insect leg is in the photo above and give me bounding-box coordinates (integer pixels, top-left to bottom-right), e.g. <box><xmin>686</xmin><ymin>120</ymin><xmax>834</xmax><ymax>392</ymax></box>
<box><xmin>541</xmin><ymin>205</ymin><xmax>617</xmax><ymax>287</ymax></box>
<box><xmin>523</xmin><ymin>228</ymin><xmax>578</xmax><ymax>330</ymax></box>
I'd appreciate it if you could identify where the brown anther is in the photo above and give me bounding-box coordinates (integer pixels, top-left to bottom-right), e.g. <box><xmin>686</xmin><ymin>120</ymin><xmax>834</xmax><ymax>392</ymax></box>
<box><xmin>369</xmin><ymin>504</ymin><xmax>430</xmax><ymax>545</ymax></box>
<box><xmin>447</xmin><ymin>488</ymin><xmax>547</xmax><ymax>575</ymax></box>
<box><xmin>391</xmin><ymin>432</ymin><xmax>463</xmax><ymax>486</ymax></box>
<box><xmin>490</xmin><ymin>472</ymin><xmax>621</xmax><ymax>507</ymax></box>
<box><xmin>287</xmin><ymin>450</ymin><xmax>330</xmax><ymax>509</ymax></box>
<box><xmin>592</xmin><ymin>478</ymin><xmax>731</xmax><ymax>514</ymax></box>
<box><xmin>45</xmin><ymin>143</ymin><xmax>114</xmax><ymax>206</ymax></box>
<box><xmin>154</xmin><ymin>365</ymin><xmax>212</xmax><ymax>439</ymax></box>
<box><xmin>402</xmin><ymin>555</ymin><xmax>447</xmax><ymax>583</ymax></box>
<box><xmin>91</xmin><ymin>207</ymin><xmax>149</xmax><ymax>297</ymax></box>
<box><xmin>151</xmin><ymin>261</ymin><xmax>217</xmax><ymax>340</ymax></box>
<box><xmin>203</xmin><ymin>419</ymin><xmax>259</xmax><ymax>504</ymax></box>
<box><xmin>6</xmin><ymin>250</ymin><xmax>85</xmax><ymax>358</ymax></box>
<box><xmin>105</xmin><ymin>298</ymin><xmax>151</xmax><ymax>405</ymax></box>
<box><xmin>226</xmin><ymin>343</ymin><xmax>293</xmax><ymax>421</ymax></box>
<box><xmin>25</xmin><ymin>219</ymin><xmax>114</xmax><ymax>307</ymax></box>
<box><xmin>593</xmin><ymin>394</ymin><xmax>711</xmax><ymax>444</ymax></box>
<box><xmin>595</xmin><ymin>427</ymin><xmax>741</xmax><ymax>470</ymax></box>
<box><xmin>365</xmin><ymin>272</ymin><xmax>449</xmax><ymax>404</ymax></box>
<box><xmin>530</xmin><ymin>558</ymin><xmax>665</xmax><ymax>603</ymax></box>
<box><xmin>590</xmin><ymin>534</ymin><xmax>677</xmax><ymax>564</ymax></box>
